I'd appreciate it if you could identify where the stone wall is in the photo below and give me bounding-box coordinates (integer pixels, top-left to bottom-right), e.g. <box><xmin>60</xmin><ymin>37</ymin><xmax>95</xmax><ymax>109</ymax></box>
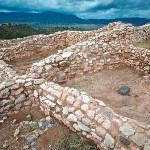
<box><xmin>0</xmin><ymin>32</ymin><xmax>67</xmax><ymax>61</ymax></box>
<box><xmin>0</xmin><ymin>76</ymin><xmax>150</xmax><ymax>149</ymax></box>
<box><xmin>0</xmin><ymin>77</ymin><xmax>43</xmax><ymax>122</ymax></box>
<box><xmin>0</xmin><ymin>60</ymin><xmax>16</xmax><ymax>82</ymax></box>
<box><xmin>27</xmin><ymin>24</ymin><xmax>150</xmax><ymax>83</ymax></box>
<box><xmin>0</xmin><ymin>22</ymin><xmax>150</xmax><ymax>150</ymax></box>
<box><xmin>39</xmin><ymin>81</ymin><xmax>150</xmax><ymax>150</ymax></box>
<box><xmin>0</xmin><ymin>22</ymin><xmax>149</xmax><ymax>62</ymax></box>
<box><xmin>0</xmin><ymin>30</ymin><xmax>96</xmax><ymax>61</ymax></box>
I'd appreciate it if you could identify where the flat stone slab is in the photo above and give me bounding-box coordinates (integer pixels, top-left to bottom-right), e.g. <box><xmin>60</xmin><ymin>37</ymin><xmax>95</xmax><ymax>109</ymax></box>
<box><xmin>117</xmin><ymin>86</ymin><xmax>130</xmax><ymax>95</ymax></box>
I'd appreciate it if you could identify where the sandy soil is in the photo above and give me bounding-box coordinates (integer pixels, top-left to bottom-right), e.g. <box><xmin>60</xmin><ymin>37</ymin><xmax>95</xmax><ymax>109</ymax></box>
<box><xmin>61</xmin><ymin>67</ymin><xmax>150</xmax><ymax>123</ymax></box>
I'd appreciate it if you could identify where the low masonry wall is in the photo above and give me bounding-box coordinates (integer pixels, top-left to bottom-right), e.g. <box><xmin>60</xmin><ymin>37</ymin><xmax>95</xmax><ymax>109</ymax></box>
<box><xmin>0</xmin><ymin>32</ymin><xmax>68</xmax><ymax>62</ymax></box>
<box><xmin>0</xmin><ymin>22</ymin><xmax>150</xmax><ymax>62</ymax></box>
<box><xmin>0</xmin><ymin>22</ymin><xmax>150</xmax><ymax>150</ymax></box>
<box><xmin>0</xmin><ymin>77</ymin><xmax>150</xmax><ymax>150</ymax></box>
<box><xmin>0</xmin><ymin>60</ymin><xmax>17</xmax><ymax>82</ymax></box>
<box><xmin>27</xmin><ymin>25</ymin><xmax>150</xmax><ymax>83</ymax></box>
<box><xmin>0</xmin><ymin>77</ymin><xmax>43</xmax><ymax>121</ymax></box>
<box><xmin>0</xmin><ymin>30</ymin><xmax>96</xmax><ymax>62</ymax></box>
<box><xmin>39</xmin><ymin>81</ymin><xmax>150</xmax><ymax>150</ymax></box>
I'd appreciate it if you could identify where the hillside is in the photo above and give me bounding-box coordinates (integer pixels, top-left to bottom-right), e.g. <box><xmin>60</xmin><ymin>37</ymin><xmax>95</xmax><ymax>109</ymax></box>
<box><xmin>0</xmin><ymin>23</ymin><xmax>93</xmax><ymax>39</ymax></box>
<box><xmin>0</xmin><ymin>23</ymin><xmax>40</xmax><ymax>39</ymax></box>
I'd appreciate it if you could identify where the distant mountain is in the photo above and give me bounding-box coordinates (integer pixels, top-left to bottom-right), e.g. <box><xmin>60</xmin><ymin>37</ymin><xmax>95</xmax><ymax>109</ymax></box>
<box><xmin>0</xmin><ymin>11</ymin><xmax>149</xmax><ymax>26</ymax></box>
<box><xmin>86</xmin><ymin>18</ymin><xmax>150</xmax><ymax>26</ymax></box>
<box><xmin>0</xmin><ymin>11</ymin><xmax>84</xmax><ymax>25</ymax></box>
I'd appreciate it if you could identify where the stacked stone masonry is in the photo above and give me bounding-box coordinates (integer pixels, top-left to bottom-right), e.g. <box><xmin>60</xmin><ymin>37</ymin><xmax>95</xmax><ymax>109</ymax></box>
<box><xmin>0</xmin><ymin>22</ymin><xmax>150</xmax><ymax>150</ymax></box>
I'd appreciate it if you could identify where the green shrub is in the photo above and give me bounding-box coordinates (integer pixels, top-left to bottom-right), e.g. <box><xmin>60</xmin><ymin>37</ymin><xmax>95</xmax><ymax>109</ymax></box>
<box><xmin>22</xmin><ymin>123</ymin><xmax>38</xmax><ymax>133</ymax></box>
<box><xmin>56</xmin><ymin>133</ymin><xmax>97</xmax><ymax>150</ymax></box>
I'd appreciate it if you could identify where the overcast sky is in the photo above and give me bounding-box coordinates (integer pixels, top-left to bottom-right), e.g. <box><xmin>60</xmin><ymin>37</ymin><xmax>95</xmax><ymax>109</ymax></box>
<box><xmin>0</xmin><ymin>0</ymin><xmax>150</xmax><ymax>19</ymax></box>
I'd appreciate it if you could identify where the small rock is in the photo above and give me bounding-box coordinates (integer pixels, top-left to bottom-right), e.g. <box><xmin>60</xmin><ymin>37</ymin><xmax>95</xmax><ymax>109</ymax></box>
<box><xmin>102</xmin><ymin>120</ymin><xmax>111</xmax><ymax>129</ymax></box>
<box><xmin>34</xmin><ymin>130</ymin><xmax>40</xmax><ymax>137</ymax></box>
<box><xmin>44</xmin><ymin>100</ymin><xmax>56</xmax><ymax>108</ymax></box>
<box><xmin>68</xmin><ymin>107</ymin><xmax>75</xmax><ymax>113</ymax></box>
<box><xmin>14</xmin><ymin>128</ymin><xmax>20</xmax><ymax>137</ymax></box>
<box><xmin>137</xmin><ymin>122</ymin><xmax>149</xmax><ymax>130</ymax></box>
<box><xmin>81</xmin><ymin>94</ymin><xmax>90</xmax><ymax>103</ymax></box>
<box><xmin>45</xmin><ymin>65</ymin><xmax>52</xmax><ymax>71</ymax></box>
<box><xmin>87</xmin><ymin>110</ymin><xmax>95</xmax><ymax>119</ymax></box>
<box><xmin>56</xmin><ymin>106</ymin><xmax>61</xmax><ymax>113</ymax></box>
<box><xmin>144</xmin><ymin>142</ymin><xmax>150</xmax><ymax>150</ymax></box>
<box><xmin>62</xmin><ymin>107</ymin><xmax>69</xmax><ymax>115</ymax></box>
<box><xmin>27</xmin><ymin>135</ymin><xmax>36</xmax><ymax>145</ymax></box>
<box><xmin>0</xmin><ymin>83</ymin><xmax>5</xmax><ymax>91</ymax></box>
<box><xmin>95</xmin><ymin>126</ymin><xmax>106</xmax><ymax>136</ymax></box>
<box><xmin>3</xmin><ymin>143</ymin><xmax>9</xmax><ymax>149</ymax></box>
<box><xmin>81</xmin><ymin>104</ymin><xmax>89</xmax><ymax>111</ymax></box>
<box><xmin>119</xmin><ymin>123</ymin><xmax>135</xmax><ymax>136</ymax></box>
<box><xmin>120</xmin><ymin>136</ymin><xmax>130</xmax><ymax>145</ymax></box>
<box><xmin>15</xmin><ymin>94</ymin><xmax>26</xmax><ymax>104</ymax></box>
<box><xmin>130</xmin><ymin>133</ymin><xmax>147</xmax><ymax>146</ymax></box>
<box><xmin>143</xmin><ymin>66</ymin><xmax>150</xmax><ymax>71</ymax></box>
<box><xmin>55</xmin><ymin>55</ymin><xmax>63</xmax><ymax>62</ymax></box>
<box><xmin>73</xmin><ymin>123</ymin><xmax>81</xmax><ymax>131</ymax></box>
<box><xmin>34</xmin><ymin>79</ymin><xmax>45</xmax><ymax>85</ymax></box>
<box><xmin>0</xmin><ymin>99</ymin><xmax>11</xmax><ymax>106</ymax></box>
<box><xmin>23</xmin><ymin>145</ymin><xmax>30</xmax><ymax>149</ymax></box>
<box><xmin>104</xmin><ymin>133</ymin><xmax>115</xmax><ymax>148</ymax></box>
<box><xmin>59</xmin><ymin>61</ymin><xmax>70</xmax><ymax>67</ymax></box>
<box><xmin>118</xmin><ymin>86</ymin><xmax>130</xmax><ymax>95</ymax></box>
<box><xmin>14</xmin><ymin>103</ymin><xmax>22</xmax><ymax>110</ymax></box>
<box><xmin>12</xmin><ymin>119</ymin><xmax>17</xmax><ymax>124</ymax></box>
<box><xmin>37</xmin><ymin>60</ymin><xmax>45</xmax><ymax>67</ymax></box>
<box><xmin>67</xmin><ymin>114</ymin><xmax>77</xmax><ymax>122</ymax></box>
<box><xmin>31</xmin><ymin>146</ymin><xmax>36</xmax><ymax>150</ymax></box>
<box><xmin>16</xmin><ymin>79</ymin><xmax>25</xmax><ymax>84</ymax></box>
<box><xmin>77</xmin><ymin>122</ymin><xmax>90</xmax><ymax>132</ymax></box>
<box><xmin>75</xmin><ymin>110</ymin><xmax>84</xmax><ymax>120</ymax></box>
<box><xmin>33</xmin><ymin>90</ymin><xmax>38</xmax><ymax>98</ymax></box>
<box><xmin>66</xmin><ymin>96</ymin><xmax>75</xmax><ymax>105</ymax></box>
<box><xmin>61</xmin><ymin>51</ymin><xmax>73</xmax><ymax>58</ymax></box>
<box><xmin>0</xmin><ymin>88</ymin><xmax>9</xmax><ymax>98</ymax></box>
<box><xmin>26</xmin><ymin>115</ymin><xmax>32</xmax><ymax>121</ymax></box>
<box><xmin>91</xmin><ymin>132</ymin><xmax>102</xmax><ymax>141</ymax></box>
<box><xmin>55</xmin><ymin>72</ymin><xmax>67</xmax><ymax>83</ymax></box>
<box><xmin>24</xmin><ymin>82</ymin><xmax>32</xmax><ymax>87</ymax></box>
<box><xmin>82</xmin><ymin>117</ymin><xmax>91</xmax><ymax>126</ymax></box>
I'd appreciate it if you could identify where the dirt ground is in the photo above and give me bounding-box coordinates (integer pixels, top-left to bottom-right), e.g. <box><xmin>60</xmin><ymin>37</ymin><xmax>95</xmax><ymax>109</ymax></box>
<box><xmin>6</xmin><ymin>48</ymin><xmax>61</xmax><ymax>75</ymax></box>
<box><xmin>0</xmin><ymin>107</ymin><xmax>73</xmax><ymax>150</ymax></box>
<box><xmin>61</xmin><ymin>67</ymin><xmax>150</xmax><ymax>123</ymax></box>
<box><xmin>6</xmin><ymin>50</ymin><xmax>150</xmax><ymax>124</ymax></box>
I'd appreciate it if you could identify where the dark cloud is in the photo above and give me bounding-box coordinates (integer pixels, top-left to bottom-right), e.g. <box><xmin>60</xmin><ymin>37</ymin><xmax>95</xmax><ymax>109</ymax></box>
<box><xmin>0</xmin><ymin>0</ymin><xmax>149</xmax><ymax>19</ymax></box>
<box><xmin>88</xmin><ymin>1</ymin><xmax>150</xmax><ymax>12</ymax></box>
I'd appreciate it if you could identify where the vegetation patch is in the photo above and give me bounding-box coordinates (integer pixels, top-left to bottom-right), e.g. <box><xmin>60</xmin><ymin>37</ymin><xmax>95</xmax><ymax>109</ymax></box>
<box><xmin>0</xmin><ymin>23</ymin><xmax>97</xmax><ymax>39</ymax></box>
<box><xmin>56</xmin><ymin>133</ymin><xmax>97</xmax><ymax>150</ymax></box>
<box><xmin>21</xmin><ymin>123</ymin><xmax>38</xmax><ymax>133</ymax></box>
